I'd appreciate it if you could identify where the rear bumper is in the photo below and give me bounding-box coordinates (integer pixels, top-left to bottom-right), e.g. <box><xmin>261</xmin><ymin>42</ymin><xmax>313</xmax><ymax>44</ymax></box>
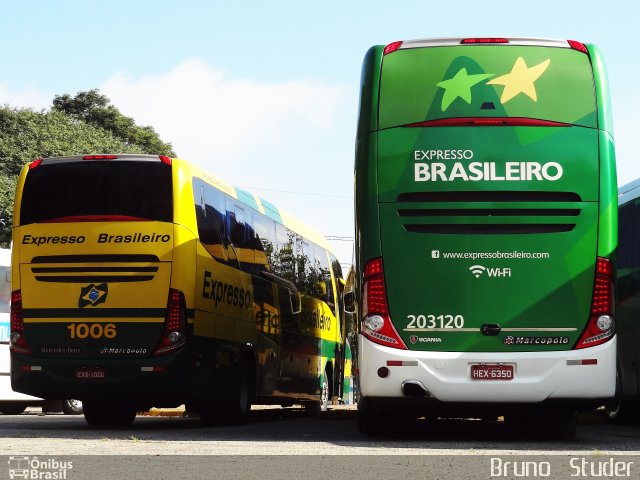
<box><xmin>10</xmin><ymin>351</ymin><xmax>190</xmax><ymax>405</ymax></box>
<box><xmin>358</xmin><ymin>334</ymin><xmax>616</xmax><ymax>406</ymax></box>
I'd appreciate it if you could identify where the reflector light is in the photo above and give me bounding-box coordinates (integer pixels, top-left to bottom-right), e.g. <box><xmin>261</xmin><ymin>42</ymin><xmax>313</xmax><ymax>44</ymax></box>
<box><xmin>568</xmin><ymin>40</ymin><xmax>589</xmax><ymax>54</ymax></box>
<box><xmin>383</xmin><ymin>41</ymin><xmax>403</xmax><ymax>55</ymax></box>
<box><xmin>576</xmin><ymin>257</ymin><xmax>615</xmax><ymax>349</ymax></box>
<box><xmin>19</xmin><ymin>365</ymin><xmax>36</xmax><ymax>371</ymax></box>
<box><xmin>404</xmin><ymin>117</ymin><xmax>571</xmax><ymax>128</ymax></box>
<box><xmin>387</xmin><ymin>360</ymin><xmax>419</xmax><ymax>367</ymax></box>
<box><xmin>83</xmin><ymin>155</ymin><xmax>118</xmax><ymax>160</ymax></box>
<box><xmin>159</xmin><ymin>155</ymin><xmax>172</xmax><ymax>165</ymax></box>
<box><xmin>28</xmin><ymin>159</ymin><xmax>43</xmax><ymax>170</ymax></box>
<box><xmin>461</xmin><ymin>38</ymin><xmax>509</xmax><ymax>44</ymax></box>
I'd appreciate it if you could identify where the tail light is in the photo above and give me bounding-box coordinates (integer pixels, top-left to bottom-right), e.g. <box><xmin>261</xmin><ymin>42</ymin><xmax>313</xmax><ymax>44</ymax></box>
<box><xmin>461</xmin><ymin>38</ymin><xmax>509</xmax><ymax>44</ymax></box>
<box><xmin>10</xmin><ymin>290</ymin><xmax>31</xmax><ymax>354</ymax></box>
<box><xmin>361</xmin><ymin>258</ymin><xmax>407</xmax><ymax>349</ymax></box>
<box><xmin>575</xmin><ymin>257</ymin><xmax>615</xmax><ymax>349</ymax></box>
<box><xmin>404</xmin><ymin>117</ymin><xmax>571</xmax><ymax>128</ymax></box>
<box><xmin>28</xmin><ymin>159</ymin><xmax>43</xmax><ymax>170</ymax></box>
<box><xmin>383</xmin><ymin>41</ymin><xmax>403</xmax><ymax>56</ymax></box>
<box><xmin>152</xmin><ymin>289</ymin><xmax>187</xmax><ymax>356</ymax></box>
<box><xmin>568</xmin><ymin>40</ymin><xmax>589</xmax><ymax>55</ymax></box>
<box><xmin>83</xmin><ymin>155</ymin><xmax>118</xmax><ymax>160</ymax></box>
<box><xmin>159</xmin><ymin>155</ymin><xmax>172</xmax><ymax>165</ymax></box>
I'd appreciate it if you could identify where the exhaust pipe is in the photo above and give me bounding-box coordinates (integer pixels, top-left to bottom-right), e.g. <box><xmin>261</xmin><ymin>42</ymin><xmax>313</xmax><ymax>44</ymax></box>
<box><xmin>401</xmin><ymin>380</ymin><xmax>430</xmax><ymax>398</ymax></box>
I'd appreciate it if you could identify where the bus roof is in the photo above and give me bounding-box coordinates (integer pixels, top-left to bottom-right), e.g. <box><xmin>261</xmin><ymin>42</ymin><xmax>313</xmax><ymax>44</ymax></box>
<box><xmin>30</xmin><ymin>155</ymin><xmax>334</xmax><ymax>255</ymax></box>
<box><xmin>389</xmin><ymin>37</ymin><xmax>574</xmax><ymax>50</ymax></box>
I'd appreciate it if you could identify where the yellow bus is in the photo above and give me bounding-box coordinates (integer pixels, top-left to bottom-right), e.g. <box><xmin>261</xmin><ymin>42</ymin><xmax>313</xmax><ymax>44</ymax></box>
<box><xmin>10</xmin><ymin>154</ymin><xmax>346</xmax><ymax>426</ymax></box>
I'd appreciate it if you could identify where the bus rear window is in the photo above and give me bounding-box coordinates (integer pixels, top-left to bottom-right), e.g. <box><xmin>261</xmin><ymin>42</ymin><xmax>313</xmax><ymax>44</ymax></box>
<box><xmin>20</xmin><ymin>161</ymin><xmax>173</xmax><ymax>225</ymax></box>
<box><xmin>379</xmin><ymin>45</ymin><xmax>596</xmax><ymax>129</ymax></box>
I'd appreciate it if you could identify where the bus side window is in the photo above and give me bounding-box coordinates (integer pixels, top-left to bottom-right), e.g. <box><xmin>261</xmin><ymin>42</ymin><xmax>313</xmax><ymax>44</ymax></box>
<box><xmin>253</xmin><ymin>214</ymin><xmax>277</xmax><ymax>272</ymax></box>
<box><xmin>193</xmin><ymin>179</ymin><xmax>228</xmax><ymax>263</ymax></box>
<box><xmin>273</xmin><ymin>224</ymin><xmax>296</xmax><ymax>284</ymax></box>
<box><xmin>226</xmin><ymin>199</ymin><xmax>255</xmax><ymax>271</ymax></box>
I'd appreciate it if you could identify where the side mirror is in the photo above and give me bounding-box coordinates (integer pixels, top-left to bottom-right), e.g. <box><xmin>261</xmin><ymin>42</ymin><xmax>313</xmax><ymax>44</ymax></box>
<box><xmin>344</xmin><ymin>291</ymin><xmax>355</xmax><ymax>313</ymax></box>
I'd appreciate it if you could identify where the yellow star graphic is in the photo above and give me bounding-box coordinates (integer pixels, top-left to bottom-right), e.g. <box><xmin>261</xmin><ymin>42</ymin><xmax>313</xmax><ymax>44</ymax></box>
<box><xmin>487</xmin><ymin>57</ymin><xmax>551</xmax><ymax>104</ymax></box>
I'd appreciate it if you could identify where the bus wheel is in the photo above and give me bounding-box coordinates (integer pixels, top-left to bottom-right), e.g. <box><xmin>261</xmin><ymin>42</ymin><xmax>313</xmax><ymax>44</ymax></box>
<box><xmin>604</xmin><ymin>370</ymin><xmax>640</xmax><ymax>424</ymax></box>
<box><xmin>0</xmin><ymin>403</ymin><xmax>27</xmax><ymax>415</ymax></box>
<box><xmin>197</xmin><ymin>403</ymin><xmax>221</xmax><ymax>425</ymax></box>
<box><xmin>83</xmin><ymin>402</ymin><xmax>136</xmax><ymax>427</ymax></box>
<box><xmin>62</xmin><ymin>399</ymin><xmax>83</xmax><ymax>415</ymax></box>
<box><xmin>226</xmin><ymin>365</ymin><xmax>252</xmax><ymax>424</ymax></box>
<box><xmin>304</xmin><ymin>368</ymin><xmax>330</xmax><ymax>416</ymax></box>
<box><xmin>506</xmin><ymin>408</ymin><xmax>576</xmax><ymax>439</ymax></box>
<box><xmin>211</xmin><ymin>359</ymin><xmax>253</xmax><ymax>425</ymax></box>
<box><xmin>357</xmin><ymin>398</ymin><xmax>383</xmax><ymax>436</ymax></box>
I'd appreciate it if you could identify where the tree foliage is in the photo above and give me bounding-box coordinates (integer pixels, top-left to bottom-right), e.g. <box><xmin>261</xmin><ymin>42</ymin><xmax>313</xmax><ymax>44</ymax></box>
<box><xmin>0</xmin><ymin>91</ymin><xmax>176</xmax><ymax>247</ymax></box>
<box><xmin>52</xmin><ymin>90</ymin><xmax>174</xmax><ymax>156</ymax></box>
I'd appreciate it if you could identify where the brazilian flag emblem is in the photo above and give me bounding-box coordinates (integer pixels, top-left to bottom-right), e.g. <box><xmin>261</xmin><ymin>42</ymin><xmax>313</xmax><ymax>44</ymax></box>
<box><xmin>79</xmin><ymin>283</ymin><xmax>108</xmax><ymax>308</ymax></box>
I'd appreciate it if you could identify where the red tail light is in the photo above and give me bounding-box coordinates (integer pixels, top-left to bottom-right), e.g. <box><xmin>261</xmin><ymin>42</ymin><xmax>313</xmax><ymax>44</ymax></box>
<box><xmin>383</xmin><ymin>41</ymin><xmax>403</xmax><ymax>56</ymax></box>
<box><xmin>575</xmin><ymin>257</ymin><xmax>615</xmax><ymax>349</ymax></box>
<box><xmin>568</xmin><ymin>40</ymin><xmax>589</xmax><ymax>55</ymax></box>
<box><xmin>361</xmin><ymin>258</ymin><xmax>407</xmax><ymax>349</ymax></box>
<box><xmin>83</xmin><ymin>155</ymin><xmax>118</xmax><ymax>160</ymax></box>
<box><xmin>28</xmin><ymin>159</ymin><xmax>43</xmax><ymax>170</ymax></box>
<box><xmin>10</xmin><ymin>290</ymin><xmax>31</xmax><ymax>354</ymax></box>
<box><xmin>159</xmin><ymin>155</ymin><xmax>172</xmax><ymax>165</ymax></box>
<box><xmin>461</xmin><ymin>38</ymin><xmax>509</xmax><ymax>44</ymax></box>
<box><xmin>152</xmin><ymin>289</ymin><xmax>187</xmax><ymax>356</ymax></box>
<box><xmin>404</xmin><ymin>117</ymin><xmax>571</xmax><ymax>128</ymax></box>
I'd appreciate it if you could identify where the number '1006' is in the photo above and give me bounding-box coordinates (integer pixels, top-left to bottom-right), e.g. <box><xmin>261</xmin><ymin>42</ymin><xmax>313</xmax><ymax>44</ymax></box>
<box><xmin>67</xmin><ymin>323</ymin><xmax>117</xmax><ymax>339</ymax></box>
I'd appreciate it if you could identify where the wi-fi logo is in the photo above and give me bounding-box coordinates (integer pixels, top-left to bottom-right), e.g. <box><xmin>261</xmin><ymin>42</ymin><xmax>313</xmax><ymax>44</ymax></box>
<box><xmin>469</xmin><ymin>265</ymin><xmax>486</xmax><ymax>278</ymax></box>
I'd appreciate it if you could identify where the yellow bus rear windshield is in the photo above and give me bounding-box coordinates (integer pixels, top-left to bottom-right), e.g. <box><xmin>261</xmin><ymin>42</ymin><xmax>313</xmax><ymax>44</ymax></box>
<box><xmin>20</xmin><ymin>161</ymin><xmax>173</xmax><ymax>225</ymax></box>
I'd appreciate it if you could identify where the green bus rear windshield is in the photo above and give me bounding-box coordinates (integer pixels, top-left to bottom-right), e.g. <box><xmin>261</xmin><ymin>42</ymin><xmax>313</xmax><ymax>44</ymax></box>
<box><xmin>379</xmin><ymin>45</ymin><xmax>596</xmax><ymax>129</ymax></box>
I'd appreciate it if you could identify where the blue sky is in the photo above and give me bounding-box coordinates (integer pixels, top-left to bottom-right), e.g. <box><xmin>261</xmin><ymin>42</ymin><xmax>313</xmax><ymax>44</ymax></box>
<box><xmin>1</xmin><ymin>0</ymin><xmax>638</xmax><ymax>268</ymax></box>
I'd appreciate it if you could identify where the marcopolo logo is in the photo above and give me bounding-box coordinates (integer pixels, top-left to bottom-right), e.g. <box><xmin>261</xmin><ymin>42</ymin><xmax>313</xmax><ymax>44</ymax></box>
<box><xmin>504</xmin><ymin>335</ymin><xmax>570</xmax><ymax>346</ymax></box>
<box><xmin>469</xmin><ymin>265</ymin><xmax>511</xmax><ymax>278</ymax></box>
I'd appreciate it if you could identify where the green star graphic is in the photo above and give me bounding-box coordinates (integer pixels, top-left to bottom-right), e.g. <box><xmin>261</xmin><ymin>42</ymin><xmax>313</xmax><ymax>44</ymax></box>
<box><xmin>436</xmin><ymin>68</ymin><xmax>494</xmax><ymax>111</ymax></box>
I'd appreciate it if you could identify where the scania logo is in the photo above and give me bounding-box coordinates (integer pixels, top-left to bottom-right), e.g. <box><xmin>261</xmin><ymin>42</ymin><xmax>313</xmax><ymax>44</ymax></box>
<box><xmin>79</xmin><ymin>283</ymin><xmax>108</xmax><ymax>308</ymax></box>
<box><xmin>503</xmin><ymin>336</ymin><xmax>515</xmax><ymax>346</ymax></box>
<box><xmin>410</xmin><ymin>335</ymin><xmax>418</xmax><ymax>344</ymax></box>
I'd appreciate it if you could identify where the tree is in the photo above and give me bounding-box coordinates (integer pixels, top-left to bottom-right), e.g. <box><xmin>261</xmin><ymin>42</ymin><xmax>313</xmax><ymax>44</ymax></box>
<box><xmin>0</xmin><ymin>91</ymin><xmax>176</xmax><ymax>247</ymax></box>
<box><xmin>52</xmin><ymin>90</ymin><xmax>174</xmax><ymax>156</ymax></box>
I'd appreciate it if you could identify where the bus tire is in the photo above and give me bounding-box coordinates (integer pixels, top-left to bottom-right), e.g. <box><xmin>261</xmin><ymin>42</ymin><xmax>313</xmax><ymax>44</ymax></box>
<box><xmin>0</xmin><ymin>403</ymin><xmax>27</xmax><ymax>415</ymax></box>
<box><xmin>304</xmin><ymin>367</ymin><xmax>330</xmax><ymax>416</ymax></box>
<box><xmin>83</xmin><ymin>401</ymin><xmax>137</xmax><ymax>427</ymax></box>
<box><xmin>506</xmin><ymin>408</ymin><xmax>576</xmax><ymax>439</ymax></box>
<box><xmin>62</xmin><ymin>399</ymin><xmax>83</xmax><ymax>415</ymax></box>
<box><xmin>225</xmin><ymin>365</ymin><xmax>252</xmax><ymax>424</ymax></box>
<box><xmin>604</xmin><ymin>369</ymin><xmax>640</xmax><ymax>424</ymax></box>
<box><xmin>197</xmin><ymin>403</ymin><xmax>221</xmax><ymax>425</ymax></box>
<box><xmin>357</xmin><ymin>398</ymin><xmax>383</xmax><ymax>436</ymax></box>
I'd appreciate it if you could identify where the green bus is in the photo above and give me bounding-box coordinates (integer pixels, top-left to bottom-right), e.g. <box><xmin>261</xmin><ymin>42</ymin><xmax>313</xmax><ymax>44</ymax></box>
<box><xmin>612</xmin><ymin>180</ymin><xmax>640</xmax><ymax>422</ymax></box>
<box><xmin>351</xmin><ymin>37</ymin><xmax>617</xmax><ymax>436</ymax></box>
